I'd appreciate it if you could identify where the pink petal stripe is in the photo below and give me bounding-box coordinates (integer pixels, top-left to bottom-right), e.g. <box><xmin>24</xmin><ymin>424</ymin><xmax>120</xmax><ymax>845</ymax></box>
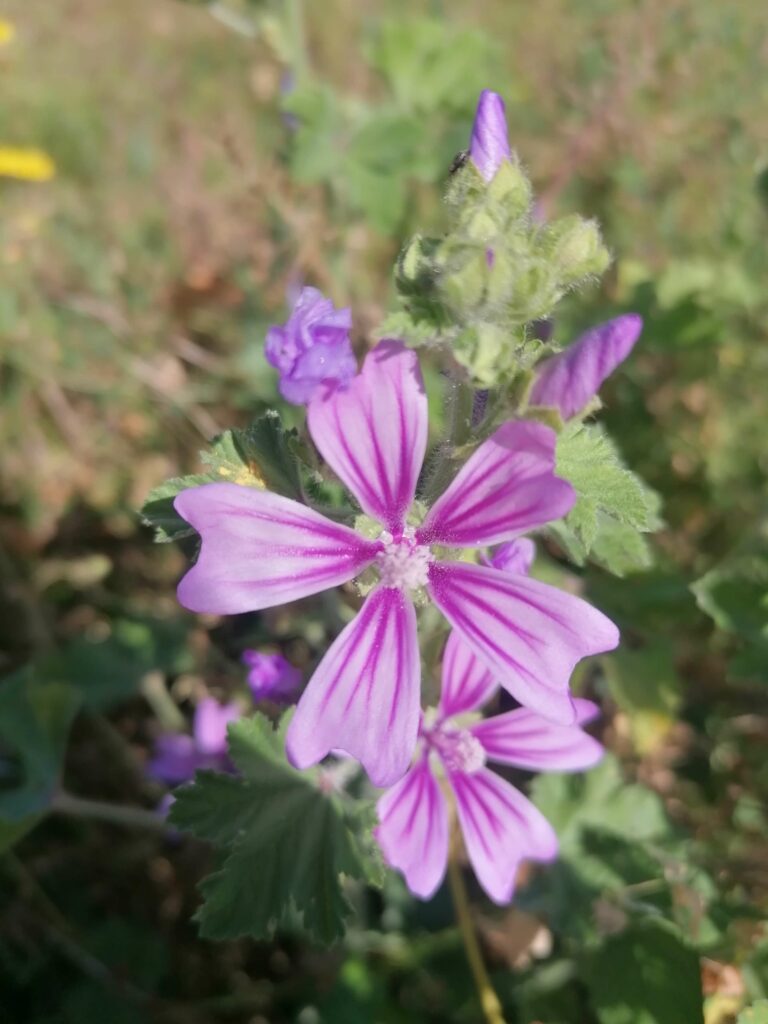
<box><xmin>471</xmin><ymin>699</ymin><xmax>603</xmax><ymax>772</ymax></box>
<box><xmin>529</xmin><ymin>314</ymin><xmax>643</xmax><ymax>420</ymax></box>
<box><xmin>438</xmin><ymin>630</ymin><xmax>498</xmax><ymax>721</ymax></box>
<box><xmin>174</xmin><ymin>483</ymin><xmax>377</xmax><ymax>614</ymax></box>
<box><xmin>427</xmin><ymin>562</ymin><xmax>619</xmax><ymax>724</ymax></box>
<box><xmin>418</xmin><ymin>421</ymin><xmax>574</xmax><ymax>548</ymax></box>
<box><xmin>308</xmin><ymin>340</ymin><xmax>428</xmax><ymax>533</ymax></box>
<box><xmin>375</xmin><ymin>754</ymin><xmax>449</xmax><ymax>899</ymax></box>
<box><xmin>286</xmin><ymin>586</ymin><xmax>421</xmax><ymax>787</ymax></box>
<box><xmin>450</xmin><ymin>768</ymin><xmax>558</xmax><ymax>905</ymax></box>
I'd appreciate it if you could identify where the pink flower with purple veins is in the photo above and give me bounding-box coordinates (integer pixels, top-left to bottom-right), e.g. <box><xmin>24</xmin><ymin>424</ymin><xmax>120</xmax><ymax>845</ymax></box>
<box><xmin>148</xmin><ymin>698</ymin><xmax>240</xmax><ymax>786</ymax></box>
<box><xmin>243</xmin><ymin>650</ymin><xmax>301</xmax><ymax>703</ymax></box>
<box><xmin>375</xmin><ymin>632</ymin><xmax>604</xmax><ymax>903</ymax></box>
<box><xmin>529</xmin><ymin>314</ymin><xmax>643</xmax><ymax>420</ymax></box>
<box><xmin>265</xmin><ymin>286</ymin><xmax>357</xmax><ymax>405</ymax></box>
<box><xmin>174</xmin><ymin>341</ymin><xmax>619</xmax><ymax>787</ymax></box>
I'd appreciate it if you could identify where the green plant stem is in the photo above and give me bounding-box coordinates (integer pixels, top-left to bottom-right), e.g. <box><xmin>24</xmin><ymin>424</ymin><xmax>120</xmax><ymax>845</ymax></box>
<box><xmin>447</xmin><ymin>850</ymin><xmax>507</xmax><ymax>1024</ymax></box>
<box><xmin>51</xmin><ymin>791</ymin><xmax>167</xmax><ymax>831</ymax></box>
<box><xmin>286</xmin><ymin>0</ymin><xmax>308</xmax><ymax>80</ymax></box>
<box><xmin>423</xmin><ymin>376</ymin><xmax>476</xmax><ymax>505</ymax></box>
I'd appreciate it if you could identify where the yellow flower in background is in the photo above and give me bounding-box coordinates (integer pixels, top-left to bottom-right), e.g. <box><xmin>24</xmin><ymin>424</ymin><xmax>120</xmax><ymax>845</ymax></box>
<box><xmin>0</xmin><ymin>147</ymin><xmax>56</xmax><ymax>182</ymax></box>
<box><xmin>0</xmin><ymin>19</ymin><xmax>15</xmax><ymax>45</ymax></box>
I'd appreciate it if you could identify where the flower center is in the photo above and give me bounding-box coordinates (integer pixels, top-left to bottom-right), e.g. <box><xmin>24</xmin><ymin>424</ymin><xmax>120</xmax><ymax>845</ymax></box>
<box><xmin>431</xmin><ymin>727</ymin><xmax>486</xmax><ymax>775</ymax></box>
<box><xmin>375</xmin><ymin>527</ymin><xmax>432</xmax><ymax>591</ymax></box>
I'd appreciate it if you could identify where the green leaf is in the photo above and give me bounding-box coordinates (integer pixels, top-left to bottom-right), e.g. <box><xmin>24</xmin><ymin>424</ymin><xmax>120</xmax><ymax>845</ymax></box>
<box><xmin>604</xmin><ymin>641</ymin><xmax>683</xmax><ymax>751</ymax></box>
<box><xmin>554</xmin><ymin>423</ymin><xmax>659</xmax><ymax>573</ymax></box>
<box><xmin>584</xmin><ymin>918</ymin><xmax>703</xmax><ymax>1024</ymax></box>
<box><xmin>170</xmin><ymin>714</ymin><xmax>375</xmax><ymax>944</ymax></box>
<box><xmin>140</xmin><ymin>411</ymin><xmax>302</xmax><ymax>542</ymax></box>
<box><xmin>531</xmin><ymin>753</ymin><xmax>670</xmax><ymax>856</ymax></box>
<box><xmin>739</xmin><ymin>1002</ymin><xmax>768</xmax><ymax>1024</ymax></box>
<box><xmin>0</xmin><ymin>669</ymin><xmax>81</xmax><ymax>839</ymax></box>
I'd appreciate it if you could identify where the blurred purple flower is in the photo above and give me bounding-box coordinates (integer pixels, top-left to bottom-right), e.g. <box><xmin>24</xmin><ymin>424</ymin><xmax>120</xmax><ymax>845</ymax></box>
<box><xmin>489</xmin><ymin>537</ymin><xmax>536</xmax><ymax>575</ymax></box>
<box><xmin>530</xmin><ymin>315</ymin><xmax>643</xmax><ymax>420</ymax></box>
<box><xmin>265</xmin><ymin>286</ymin><xmax>357</xmax><ymax>405</ymax></box>
<box><xmin>147</xmin><ymin>698</ymin><xmax>240</xmax><ymax>786</ymax></box>
<box><xmin>242</xmin><ymin>650</ymin><xmax>301</xmax><ymax>703</ymax></box>
<box><xmin>469</xmin><ymin>90</ymin><xmax>511</xmax><ymax>182</ymax></box>
<box><xmin>375</xmin><ymin>632</ymin><xmax>603</xmax><ymax>903</ymax></box>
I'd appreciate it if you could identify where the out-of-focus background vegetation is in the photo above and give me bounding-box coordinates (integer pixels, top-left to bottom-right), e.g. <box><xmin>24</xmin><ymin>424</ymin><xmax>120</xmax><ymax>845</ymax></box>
<box><xmin>1</xmin><ymin>1</ymin><xmax>767</xmax><ymax>1021</ymax></box>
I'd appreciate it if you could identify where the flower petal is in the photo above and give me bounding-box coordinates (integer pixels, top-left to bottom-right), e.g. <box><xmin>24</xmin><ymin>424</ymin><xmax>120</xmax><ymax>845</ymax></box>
<box><xmin>529</xmin><ymin>314</ymin><xmax>643</xmax><ymax>420</ymax></box>
<box><xmin>308</xmin><ymin>340</ymin><xmax>428</xmax><ymax>532</ymax></box>
<box><xmin>438</xmin><ymin>630</ymin><xmax>497</xmax><ymax>720</ymax></box>
<box><xmin>375</xmin><ymin>755</ymin><xmax>449</xmax><ymax>899</ymax></box>
<box><xmin>468</xmin><ymin>89</ymin><xmax>512</xmax><ymax>182</ymax></box>
<box><xmin>450</xmin><ymin>768</ymin><xmax>557</xmax><ymax>904</ymax></box>
<box><xmin>286</xmin><ymin>586</ymin><xmax>421</xmax><ymax>787</ymax></box>
<box><xmin>193</xmin><ymin>699</ymin><xmax>241</xmax><ymax>756</ymax></box>
<box><xmin>471</xmin><ymin>699</ymin><xmax>603</xmax><ymax>772</ymax></box>
<box><xmin>175</xmin><ymin>483</ymin><xmax>377</xmax><ymax>614</ymax></box>
<box><xmin>427</xmin><ymin>562</ymin><xmax>619</xmax><ymax>724</ymax></box>
<box><xmin>489</xmin><ymin>538</ymin><xmax>536</xmax><ymax>576</ymax></box>
<box><xmin>418</xmin><ymin>421</ymin><xmax>574</xmax><ymax>548</ymax></box>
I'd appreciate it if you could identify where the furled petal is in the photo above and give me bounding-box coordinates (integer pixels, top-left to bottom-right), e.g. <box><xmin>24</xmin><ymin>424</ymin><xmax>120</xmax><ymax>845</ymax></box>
<box><xmin>418</xmin><ymin>421</ymin><xmax>574</xmax><ymax>548</ymax></box>
<box><xmin>438</xmin><ymin>630</ymin><xmax>497</xmax><ymax>721</ymax></box>
<box><xmin>489</xmin><ymin>538</ymin><xmax>536</xmax><ymax>576</ymax></box>
<box><xmin>308</xmin><ymin>341</ymin><xmax>428</xmax><ymax>533</ymax></box>
<box><xmin>427</xmin><ymin>562</ymin><xmax>619</xmax><ymax>724</ymax></box>
<box><xmin>193</xmin><ymin>698</ymin><xmax>241</xmax><ymax>757</ymax></box>
<box><xmin>175</xmin><ymin>483</ymin><xmax>377</xmax><ymax>614</ymax></box>
<box><xmin>529</xmin><ymin>314</ymin><xmax>643</xmax><ymax>420</ymax></box>
<box><xmin>471</xmin><ymin>699</ymin><xmax>603</xmax><ymax>772</ymax></box>
<box><xmin>242</xmin><ymin>651</ymin><xmax>302</xmax><ymax>703</ymax></box>
<box><xmin>286</xmin><ymin>586</ymin><xmax>421</xmax><ymax>787</ymax></box>
<box><xmin>469</xmin><ymin>89</ymin><xmax>512</xmax><ymax>182</ymax></box>
<box><xmin>450</xmin><ymin>768</ymin><xmax>558</xmax><ymax>904</ymax></box>
<box><xmin>375</xmin><ymin>755</ymin><xmax>449</xmax><ymax>899</ymax></box>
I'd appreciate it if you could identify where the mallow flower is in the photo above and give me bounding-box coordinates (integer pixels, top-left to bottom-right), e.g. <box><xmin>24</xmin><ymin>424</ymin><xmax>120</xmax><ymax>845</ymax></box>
<box><xmin>469</xmin><ymin>89</ymin><xmax>512</xmax><ymax>182</ymax></box>
<box><xmin>529</xmin><ymin>314</ymin><xmax>643</xmax><ymax>420</ymax></box>
<box><xmin>174</xmin><ymin>341</ymin><xmax>618</xmax><ymax>786</ymax></box>
<box><xmin>265</xmin><ymin>286</ymin><xmax>357</xmax><ymax>405</ymax></box>
<box><xmin>376</xmin><ymin>631</ymin><xmax>603</xmax><ymax>903</ymax></box>
<box><xmin>147</xmin><ymin>697</ymin><xmax>240</xmax><ymax>785</ymax></box>
<box><xmin>243</xmin><ymin>650</ymin><xmax>301</xmax><ymax>703</ymax></box>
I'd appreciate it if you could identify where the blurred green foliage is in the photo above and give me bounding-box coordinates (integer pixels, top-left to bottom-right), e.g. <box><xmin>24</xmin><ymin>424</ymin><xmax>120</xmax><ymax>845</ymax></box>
<box><xmin>1</xmin><ymin>0</ymin><xmax>767</xmax><ymax>1022</ymax></box>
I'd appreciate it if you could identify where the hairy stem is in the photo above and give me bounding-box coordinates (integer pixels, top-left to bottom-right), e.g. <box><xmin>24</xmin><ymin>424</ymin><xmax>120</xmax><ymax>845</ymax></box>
<box><xmin>51</xmin><ymin>791</ymin><xmax>167</xmax><ymax>831</ymax></box>
<box><xmin>447</xmin><ymin>850</ymin><xmax>508</xmax><ymax>1024</ymax></box>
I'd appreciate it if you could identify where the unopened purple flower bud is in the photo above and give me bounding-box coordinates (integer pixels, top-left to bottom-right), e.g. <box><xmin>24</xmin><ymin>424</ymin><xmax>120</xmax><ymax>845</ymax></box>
<box><xmin>490</xmin><ymin>538</ymin><xmax>536</xmax><ymax>576</ymax></box>
<box><xmin>265</xmin><ymin>286</ymin><xmax>357</xmax><ymax>405</ymax></box>
<box><xmin>243</xmin><ymin>650</ymin><xmax>302</xmax><ymax>703</ymax></box>
<box><xmin>469</xmin><ymin>90</ymin><xmax>511</xmax><ymax>182</ymax></box>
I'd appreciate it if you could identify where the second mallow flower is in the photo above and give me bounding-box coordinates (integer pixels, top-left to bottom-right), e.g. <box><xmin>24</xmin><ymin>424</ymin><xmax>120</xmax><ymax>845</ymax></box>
<box><xmin>376</xmin><ymin>631</ymin><xmax>604</xmax><ymax>903</ymax></box>
<box><xmin>265</xmin><ymin>286</ymin><xmax>357</xmax><ymax>405</ymax></box>
<box><xmin>174</xmin><ymin>341</ymin><xmax>619</xmax><ymax>787</ymax></box>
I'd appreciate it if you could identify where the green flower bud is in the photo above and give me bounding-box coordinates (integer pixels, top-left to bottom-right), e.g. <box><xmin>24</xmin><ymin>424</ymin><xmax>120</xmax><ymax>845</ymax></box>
<box><xmin>547</xmin><ymin>215</ymin><xmax>611</xmax><ymax>284</ymax></box>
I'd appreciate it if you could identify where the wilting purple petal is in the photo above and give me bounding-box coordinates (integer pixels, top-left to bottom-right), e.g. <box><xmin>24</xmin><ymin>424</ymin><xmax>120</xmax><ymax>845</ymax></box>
<box><xmin>147</xmin><ymin>734</ymin><xmax>200</xmax><ymax>785</ymax></box>
<box><xmin>427</xmin><ymin>561</ymin><xmax>619</xmax><ymax>725</ymax></box>
<box><xmin>490</xmin><ymin>538</ymin><xmax>536</xmax><ymax>575</ymax></box>
<box><xmin>308</xmin><ymin>341</ymin><xmax>427</xmax><ymax>533</ymax></box>
<box><xmin>437</xmin><ymin>630</ymin><xmax>497</xmax><ymax>720</ymax></box>
<box><xmin>418</xmin><ymin>421</ymin><xmax>574</xmax><ymax>548</ymax></box>
<box><xmin>265</xmin><ymin>286</ymin><xmax>357</xmax><ymax>405</ymax></box>
<box><xmin>471</xmin><ymin>698</ymin><xmax>603</xmax><ymax>772</ymax></box>
<box><xmin>375</xmin><ymin>755</ymin><xmax>449</xmax><ymax>899</ymax></box>
<box><xmin>469</xmin><ymin>89</ymin><xmax>511</xmax><ymax>182</ymax></box>
<box><xmin>529</xmin><ymin>314</ymin><xmax>643</xmax><ymax>420</ymax></box>
<box><xmin>174</xmin><ymin>483</ymin><xmax>377</xmax><ymax>615</ymax></box>
<box><xmin>286</xmin><ymin>586</ymin><xmax>421</xmax><ymax>787</ymax></box>
<box><xmin>193</xmin><ymin>698</ymin><xmax>240</xmax><ymax>756</ymax></box>
<box><xmin>242</xmin><ymin>651</ymin><xmax>301</xmax><ymax>703</ymax></box>
<box><xmin>450</xmin><ymin>768</ymin><xmax>558</xmax><ymax>904</ymax></box>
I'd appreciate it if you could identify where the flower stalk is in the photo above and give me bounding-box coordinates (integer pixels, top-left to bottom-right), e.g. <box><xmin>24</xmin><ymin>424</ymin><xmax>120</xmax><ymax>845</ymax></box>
<box><xmin>447</xmin><ymin>836</ymin><xmax>508</xmax><ymax>1024</ymax></box>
